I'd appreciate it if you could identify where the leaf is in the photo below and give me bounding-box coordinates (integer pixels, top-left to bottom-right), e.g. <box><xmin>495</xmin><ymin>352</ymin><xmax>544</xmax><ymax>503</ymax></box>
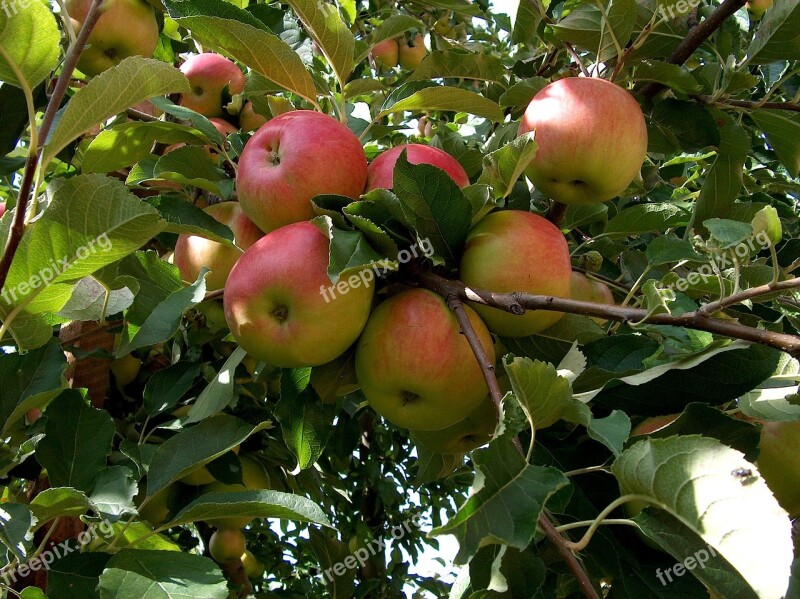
<box><xmin>146</xmin><ymin>415</ymin><xmax>269</xmax><ymax>496</ymax></box>
<box><xmin>552</xmin><ymin>0</ymin><xmax>636</xmax><ymax>61</ymax></box>
<box><xmin>167</xmin><ymin>490</ymin><xmax>332</xmax><ymax>528</ymax></box>
<box><xmin>0</xmin><ymin>0</ymin><xmax>60</xmax><ymax>89</ymax></box>
<box><xmin>704</xmin><ymin>218</ymin><xmax>753</xmax><ymax>248</ymax></box>
<box><xmin>152</xmin><ymin>146</ymin><xmax>233</xmax><ymax>198</ymax></box>
<box><xmin>56</xmin><ymin>277</ymin><xmax>135</xmax><ymax>322</ymax></box>
<box><xmin>97</xmin><ymin>550</ymin><xmax>228</xmax><ymax>599</ymax></box>
<box><xmin>144</xmin><ymin>195</ymin><xmax>236</xmax><ymax>246</ymax></box>
<box><xmin>379</xmin><ymin>85</ymin><xmax>504</xmax><ymax>122</ymax></box>
<box><xmin>184</xmin><ymin>347</ymin><xmax>246</xmax><ymax>424</ymax></box>
<box><xmin>477</xmin><ymin>132</ymin><xmax>537</xmax><ymax>200</ymax></box>
<box><xmin>613</xmin><ymin>435</ymin><xmax>793</xmax><ymax>598</ymax></box>
<box><xmin>511</xmin><ymin>0</ymin><xmax>542</xmax><ymax>44</ymax></box>
<box><xmin>35</xmin><ymin>390</ymin><xmax>115</xmax><ymax>492</ymax></box>
<box><xmin>29</xmin><ymin>488</ymin><xmax>90</xmax><ymax>526</ymax></box>
<box><xmin>0</xmin><ymin>503</ymin><xmax>35</xmax><ymax>561</ymax></box>
<box><xmin>413</xmin><ymin>447</ymin><xmax>465</xmax><ymax>485</ymax></box>
<box><xmin>431</xmin><ymin>436</ymin><xmax>569</xmax><ymax>563</ymax></box>
<box><xmin>89</xmin><ymin>466</ymin><xmax>137</xmax><ymax>520</ymax></box>
<box><xmin>751</xmin><ymin>109</ymin><xmax>800</xmax><ymax>178</ymax></box>
<box><xmin>0</xmin><ymin>339</ymin><xmax>66</xmax><ymax>436</ymax></box>
<box><xmin>143</xmin><ymin>362</ymin><xmax>202</xmax><ymax>417</ymax></box>
<box><xmin>392</xmin><ymin>151</ymin><xmax>472</xmax><ymax>264</ymax></box>
<box><xmin>409</xmin><ymin>50</ymin><xmax>505</xmax><ymax>83</ymax></box>
<box><xmin>587</xmin><ymin>410</ymin><xmax>631</xmax><ymax>457</ymax></box>
<box><xmin>43</xmin><ymin>58</ymin><xmax>189</xmax><ymax>164</ymax></box>
<box><xmin>287</xmin><ymin>0</ymin><xmax>355</xmax><ymax>87</ymax></box>
<box><xmin>746</xmin><ymin>0</ymin><xmax>800</xmax><ymax>64</ymax></box>
<box><xmin>604</xmin><ymin>203</ymin><xmax>690</xmax><ymax>235</ymax></box>
<box><xmin>498</xmin><ymin>77</ymin><xmax>548</xmax><ymax>109</ymax></box>
<box><xmin>308</xmin><ymin>529</ymin><xmax>356</xmax><ymax>598</ymax></box>
<box><xmin>646</xmin><ymin>235</ymin><xmax>703</xmax><ymax>266</ymax></box>
<box><xmin>275</xmin><ymin>367</ymin><xmax>333</xmax><ymax>470</ymax></box>
<box><xmin>313</xmin><ymin>216</ymin><xmax>388</xmax><ymax>283</ymax></box>
<box><xmin>632</xmin><ymin>60</ymin><xmax>702</xmax><ymax>95</ymax></box>
<box><xmin>82</xmin><ymin>122</ymin><xmax>207</xmax><ymax>173</ymax></box>
<box><xmin>48</xmin><ymin>551</ymin><xmax>110</xmax><ymax>599</ymax></box>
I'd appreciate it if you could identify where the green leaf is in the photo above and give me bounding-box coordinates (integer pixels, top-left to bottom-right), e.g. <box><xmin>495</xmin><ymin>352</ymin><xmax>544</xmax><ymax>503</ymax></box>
<box><xmin>143</xmin><ymin>362</ymin><xmax>202</xmax><ymax>417</ymax></box>
<box><xmin>477</xmin><ymin>132</ymin><xmax>537</xmax><ymax>200</ymax></box>
<box><xmin>144</xmin><ymin>195</ymin><xmax>236</xmax><ymax>246</ymax></box>
<box><xmin>153</xmin><ymin>146</ymin><xmax>233</xmax><ymax>198</ymax></box>
<box><xmin>56</xmin><ymin>277</ymin><xmax>135</xmax><ymax>322</ymax></box>
<box><xmin>552</xmin><ymin>0</ymin><xmax>636</xmax><ymax>61</ymax></box>
<box><xmin>413</xmin><ymin>447</ymin><xmax>464</xmax><ymax>485</ymax></box>
<box><xmin>0</xmin><ymin>0</ymin><xmax>60</xmax><ymax>89</ymax></box>
<box><xmin>89</xmin><ymin>466</ymin><xmax>137</xmax><ymax>519</ymax></box>
<box><xmin>511</xmin><ymin>0</ymin><xmax>542</xmax><ymax>44</ymax></box>
<box><xmin>587</xmin><ymin>410</ymin><xmax>631</xmax><ymax>457</ymax></box>
<box><xmin>613</xmin><ymin>435</ymin><xmax>793</xmax><ymax>598</ymax></box>
<box><xmin>632</xmin><ymin>60</ymin><xmax>702</xmax><ymax>95</ymax></box>
<box><xmin>431</xmin><ymin>436</ymin><xmax>569</xmax><ymax>563</ymax></box>
<box><xmin>29</xmin><ymin>487</ymin><xmax>90</xmax><ymax>526</ymax></box>
<box><xmin>313</xmin><ymin>215</ymin><xmax>387</xmax><ymax>283</ymax></box>
<box><xmin>185</xmin><ymin>347</ymin><xmax>246</xmax><ymax>424</ymax></box>
<box><xmin>392</xmin><ymin>151</ymin><xmax>472</xmax><ymax>264</ymax></box>
<box><xmin>35</xmin><ymin>390</ymin><xmax>115</xmax><ymax>492</ymax></box>
<box><xmin>378</xmin><ymin>85</ymin><xmax>504</xmax><ymax>122</ymax></box>
<box><xmin>604</xmin><ymin>203</ymin><xmax>690</xmax><ymax>235</ymax></box>
<box><xmin>43</xmin><ymin>58</ymin><xmax>189</xmax><ymax>165</ymax></box>
<box><xmin>146</xmin><ymin>415</ymin><xmax>269</xmax><ymax>496</ymax></box>
<box><xmin>0</xmin><ymin>503</ymin><xmax>35</xmax><ymax>561</ymax></box>
<box><xmin>97</xmin><ymin>549</ymin><xmax>228</xmax><ymax>599</ymax></box>
<box><xmin>0</xmin><ymin>339</ymin><xmax>66</xmax><ymax>436</ymax></box>
<box><xmin>82</xmin><ymin>121</ymin><xmax>208</xmax><ymax>174</ymax></box>
<box><xmin>746</xmin><ymin>0</ymin><xmax>800</xmax><ymax>64</ymax></box>
<box><xmin>498</xmin><ymin>77</ymin><xmax>548</xmax><ymax>109</ymax></box>
<box><xmin>308</xmin><ymin>529</ymin><xmax>356</xmax><ymax>598</ymax></box>
<box><xmin>287</xmin><ymin>0</ymin><xmax>355</xmax><ymax>87</ymax></box>
<box><xmin>166</xmin><ymin>489</ymin><xmax>332</xmax><ymax>528</ymax></box>
<box><xmin>342</xmin><ymin>202</ymin><xmax>400</xmax><ymax>259</ymax></box>
<box><xmin>275</xmin><ymin>368</ymin><xmax>332</xmax><ymax>470</ymax></box>
<box><xmin>48</xmin><ymin>552</ymin><xmax>110</xmax><ymax>599</ymax></box>
<box><xmin>409</xmin><ymin>50</ymin><xmax>505</xmax><ymax>83</ymax></box>
<box><xmin>751</xmin><ymin>109</ymin><xmax>800</xmax><ymax>178</ymax></box>
<box><xmin>646</xmin><ymin>235</ymin><xmax>703</xmax><ymax>266</ymax></box>
<box><xmin>704</xmin><ymin>218</ymin><xmax>753</xmax><ymax>248</ymax></box>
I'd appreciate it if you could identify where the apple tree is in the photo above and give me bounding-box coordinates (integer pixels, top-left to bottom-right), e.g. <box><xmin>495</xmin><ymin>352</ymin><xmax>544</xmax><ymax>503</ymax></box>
<box><xmin>0</xmin><ymin>0</ymin><xmax>799</xmax><ymax>597</ymax></box>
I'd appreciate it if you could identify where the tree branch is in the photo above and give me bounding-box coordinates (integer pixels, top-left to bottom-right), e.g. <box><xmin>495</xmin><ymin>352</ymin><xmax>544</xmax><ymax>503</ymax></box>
<box><xmin>695</xmin><ymin>94</ymin><xmax>800</xmax><ymax>113</ymax></box>
<box><xmin>0</xmin><ymin>0</ymin><xmax>106</xmax><ymax>293</ymax></box>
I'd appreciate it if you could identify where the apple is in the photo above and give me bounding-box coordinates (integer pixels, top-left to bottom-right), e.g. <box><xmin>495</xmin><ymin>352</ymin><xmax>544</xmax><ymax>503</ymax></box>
<box><xmin>459</xmin><ymin>210</ymin><xmax>572</xmax><ymax>337</ymax></box>
<box><xmin>354</xmin><ymin>288</ymin><xmax>495</xmax><ymax>431</ymax></box>
<box><xmin>570</xmin><ymin>272</ymin><xmax>615</xmax><ymax>323</ymax></box>
<box><xmin>518</xmin><ymin>77</ymin><xmax>648</xmax><ymax>206</ymax></box>
<box><xmin>66</xmin><ymin>0</ymin><xmax>159</xmax><ymax>76</ymax></box>
<box><xmin>241</xmin><ymin>549</ymin><xmax>265</xmax><ymax>579</ymax></box>
<box><xmin>236</xmin><ymin>110</ymin><xmax>368</xmax><ymax>233</ymax></box>
<box><xmin>179</xmin><ymin>53</ymin><xmax>247</xmax><ymax>118</ymax></box>
<box><xmin>410</xmin><ymin>394</ymin><xmax>498</xmax><ymax>453</ymax></box>
<box><xmin>224</xmin><ymin>221</ymin><xmax>374</xmax><ymax>367</ymax></box>
<box><xmin>173</xmin><ymin>202</ymin><xmax>263</xmax><ymax>292</ymax></box>
<box><xmin>630</xmin><ymin>414</ymin><xmax>679</xmax><ymax>437</ymax></box>
<box><xmin>747</xmin><ymin>0</ymin><xmax>772</xmax><ymax>18</ymax></box>
<box><xmin>202</xmin><ymin>455</ymin><xmax>271</xmax><ymax>529</ymax></box>
<box><xmin>209</xmin><ymin>528</ymin><xmax>247</xmax><ymax>562</ymax></box>
<box><xmin>136</xmin><ymin>484</ymin><xmax>176</xmax><ymax>527</ymax></box>
<box><xmin>0</xmin><ymin>203</ymin><xmax>7</xmax><ymax>217</ymax></box>
<box><xmin>757</xmin><ymin>420</ymin><xmax>800</xmax><ymax>517</ymax></box>
<box><xmin>111</xmin><ymin>353</ymin><xmax>142</xmax><ymax>387</ymax></box>
<box><xmin>365</xmin><ymin>144</ymin><xmax>470</xmax><ymax>191</ymax></box>
<box><xmin>398</xmin><ymin>33</ymin><xmax>427</xmax><ymax>70</ymax></box>
<box><xmin>310</xmin><ymin>353</ymin><xmax>360</xmax><ymax>404</ymax></box>
<box><xmin>239</xmin><ymin>101</ymin><xmax>268</xmax><ymax>132</ymax></box>
<box><xmin>370</xmin><ymin>38</ymin><xmax>399</xmax><ymax>69</ymax></box>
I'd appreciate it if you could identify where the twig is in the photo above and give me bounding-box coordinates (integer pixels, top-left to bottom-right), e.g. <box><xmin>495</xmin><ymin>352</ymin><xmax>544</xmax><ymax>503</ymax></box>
<box><xmin>419</xmin><ymin>271</ymin><xmax>800</xmax><ymax>357</ymax></box>
<box><xmin>0</xmin><ymin>0</ymin><xmax>106</xmax><ymax>293</ymax></box>
<box><xmin>698</xmin><ymin>277</ymin><xmax>800</xmax><ymax>316</ymax></box>
<box><xmin>126</xmin><ymin>108</ymin><xmax>159</xmax><ymax>121</ymax></box>
<box><xmin>695</xmin><ymin>95</ymin><xmax>800</xmax><ymax>113</ymax></box>
<box><xmin>641</xmin><ymin>0</ymin><xmax>747</xmax><ymax>98</ymax></box>
<box><xmin>547</xmin><ymin>201</ymin><xmax>569</xmax><ymax>228</ymax></box>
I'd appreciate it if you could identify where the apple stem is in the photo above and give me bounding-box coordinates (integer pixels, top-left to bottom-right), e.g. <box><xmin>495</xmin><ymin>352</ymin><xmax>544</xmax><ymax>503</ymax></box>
<box><xmin>546</xmin><ymin>201</ymin><xmax>568</xmax><ymax>228</ymax></box>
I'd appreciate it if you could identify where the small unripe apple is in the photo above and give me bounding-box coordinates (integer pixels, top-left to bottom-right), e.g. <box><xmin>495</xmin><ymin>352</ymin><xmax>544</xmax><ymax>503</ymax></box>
<box><xmin>355</xmin><ymin>288</ymin><xmax>495</xmax><ymax>431</ymax></box>
<box><xmin>410</xmin><ymin>394</ymin><xmax>498</xmax><ymax>453</ymax></box>
<box><xmin>630</xmin><ymin>414</ymin><xmax>679</xmax><ymax>437</ymax></box>
<box><xmin>518</xmin><ymin>78</ymin><xmax>648</xmax><ymax>206</ymax></box>
<box><xmin>179</xmin><ymin>53</ymin><xmax>246</xmax><ymax>118</ymax></box>
<box><xmin>746</xmin><ymin>0</ymin><xmax>772</xmax><ymax>18</ymax></box>
<box><xmin>173</xmin><ymin>202</ymin><xmax>263</xmax><ymax>292</ymax></box>
<box><xmin>202</xmin><ymin>455</ymin><xmax>271</xmax><ymax>529</ymax></box>
<box><xmin>365</xmin><ymin>144</ymin><xmax>470</xmax><ymax>191</ymax></box>
<box><xmin>570</xmin><ymin>272</ymin><xmax>615</xmax><ymax>323</ymax></box>
<box><xmin>136</xmin><ymin>483</ymin><xmax>176</xmax><ymax>527</ymax></box>
<box><xmin>459</xmin><ymin>210</ymin><xmax>572</xmax><ymax>337</ymax></box>
<box><xmin>757</xmin><ymin>420</ymin><xmax>800</xmax><ymax>517</ymax></box>
<box><xmin>209</xmin><ymin>528</ymin><xmax>247</xmax><ymax>563</ymax></box>
<box><xmin>239</xmin><ymin>101</ymin><xmax>268</xmax><ymax>132</ymax></box>
<box><xmin>241</xmin><ymin>549</ymin><xmax>265</xmax><ymax>579</ymax></box>
<box><xmin>66</xmin><ymin>0</ymin><xmax>159</xmax><ymax>76</ymax></box>
<box><xmin>398</xmin><ymin>33</ymin><xmax>427</xmax><ymax>70</ymax></box>
<box><xmin>111</xmin><ymin>353</ymin><xmax>142</xmax><ymax>388</ymax></box>
<box><xmin>370</xmin><ymin>38</ymin><xmax>399</xmax><ymax>69</ymax></box>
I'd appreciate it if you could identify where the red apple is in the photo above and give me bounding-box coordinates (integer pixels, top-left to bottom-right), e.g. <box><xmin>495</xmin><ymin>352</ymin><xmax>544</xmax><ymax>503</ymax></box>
<box><xmin>371</xmin><ymin>38</ymin><xmax>399</xmax><ymax>69</ymax></box>
<box><xmin>354</xmin><ymin>288</ymin><xmax>495</xmax><ymax>431</ymax></box>
<box><xmin>747</xmin><ymin>0</ymin><xmax>772</xmax><ymax>18</ymax></box>
<box><xmin>459</xmin><ymin>210</ymin><xmax>572</xmax><ymax>337</ymax></box>
<box><xmin>571</xmin><ymin>271</ymin><xmax>615</xmax><ymax>322</ymax></box>
<box><xmin>224</xmin><ymin>221</ymin><xmax>374</xmax><ymax>367</ymax></box>
<box><xmin>630</xmin><ymin>414</ymin><xmax>679</xmax><ymax>436</ymax></box>
<box><xmin>179</xmin><ymin>53</ymin><xmax>246</xmax><ymax>118</ymax></box>
<box><xmin>518</xmin><ymin>77</ymin><xmax>648</xmax><ymax>206</ymax></box>
<box><xmin>173</xmin><ymin>202</ymin><xmax>263</xmax><ymax>292</ymax></box>
<box><xmin>66</xmin><ymin>0</ymin><xmax>159</xmax><ymax>76</ymax></box>
<box><xmin>209</xmin><ymin>529</ymin><xmax>246</xmax><ymax>562</ymax></box>
<box><xmin>365</xmin><ymin>144</ymin><xmax>470</xmax><ymax>191</ymax></box>
<box><xmin>398</xmin><ymin>33</ymin><xmax>427</xmax><ymax>70</ymax></box>
<box><xmin>410</xmin><ymin>394</ymin><xmax>498</xmax><ymax>453</ymax></box>
<box><xmin>239</xmin><ymin>101</ymin><xmax>268</xmax><ymax>132</ymax></box>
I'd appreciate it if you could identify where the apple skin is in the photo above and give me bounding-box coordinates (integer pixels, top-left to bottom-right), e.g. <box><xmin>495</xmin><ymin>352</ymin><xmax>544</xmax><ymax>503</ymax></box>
<box><xmin>236</xmin><ymin>110</ymin><xmax>368</xmax><ymax>233</ymax></box>
<box><xmin>459</xmin><ymin>210</ymin><xmax>572</xmax><ymax>337</ymax></box>
<box><xmin>747</xmin><ymin>0</ymin><xmax>772</xmax><ymax>18</ymax></box>
<box><xmin>202</xmin><ymin>455</ymin><xmax>271</xmax><ymax>529</ymax></box>
<box><xmin>410</xmin><ymin>394</ymin><xmax>498</xmax><ymax>453</ymax></box>
<box><xmin>365</xmin><ymin>144</ymin><xmax>470</xmax><ymax>191</ymax></box>
<box><xmin>136</xmin><ymin>484</ymin><xmax>176</xmax><ymax>527</ymax></box>
<box><xmin>239</xmin><ymin>101</ymin><xmax>268</xmax><ymax>132</ymax></box>
<box><xmin>757</xmin><ymin>420</ymin><xmax>800</xmax><ymax>517</ymax></box>
<box><xmin>518</xmin><ymin>77</ymin><xmax>648</xmax><ymax>206</ymax></box>
<box><xmin>355</xmin><ymin>288</ymin><xmax>495</xmax><ymax>431</ymax></box>
<box><xmin>173</xmin><ymin>202</ymin><xmax>263</xmax><ymax>292</ymax></box>
<box><xmin>570</xmin><ymin>272</ymin><xmax>615</xmax><ymax>323</ymax></box>
<box><xmin>209</xmin><ymin>528</ymin><xmax>247</xmax><ymax>562</ymax></box>
<box><xmin>111</xmin><ymin>353</ymin><xmax>142</xmax><ymax>387</ymax></box>
<box><xmin>370</xmin><ymin>38</ymin><xmax>399</xmax><ymax>69</ymax></box>
<box><xmin>241</xmin><ymin>549</ymin><xmax>265</xmax><ymax>579</ymax></box>
<box><xmin>224</xmin><ymin>221</ymin><xmax>374</xmax><ymax>368</ymax></box>
<box><xmin>179</xmin><ymin>53</ymin><xmax>247</xmax><ymax>118</ymax></box>
<box><xmin>398</xmin><ymin>33</ymin><xmax>427</xmax><ymax>70</ymax></box>
<box><xmin>630</xmin><ymin>413</ymin><xmax>679</xmax><ymax>437</ymax></box>
<box><xmin>67</xmin><ymin>0</ymin><xmax>159</xmax><ymax>76</ymax></box>
<box><xmin>0</xmin><ymin>203</ymin><xmax>6</xmax><ymax>217</ymax></box>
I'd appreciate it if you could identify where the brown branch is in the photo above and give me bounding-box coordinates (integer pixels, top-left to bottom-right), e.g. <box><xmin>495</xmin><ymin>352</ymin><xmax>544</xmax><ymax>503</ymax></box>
<box><xmin>699</xmin><ymin>277</ymin><xmax>800</xmax><ymax>315</ymax></box>
<box><xmin>419</xmin><ymin>271</ymin><xmax>800</xmax><ymax>357</ymax></box>
<box><xmin>126</xmin><ymin>107</ymin><xmax>159</xmax><ymax>121</ymax></box>
<box><xmin>695</xmin><ymin>94</ymin><xmax>800</xmax><ymax>113</ymax></box>
<box><xmin>444</xmin><ymin>291</ymin><xmax>600</xmax><ymax>599</ymax></box>
<box><xmin>0</xmin><ymin>0</ymin><xmax>106</xmax><ymax>293</ymax></box>
<box><xmin>642</xmin><ymin>0</ymin><xmax>747</xmax><ymax>98</ymax></box>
